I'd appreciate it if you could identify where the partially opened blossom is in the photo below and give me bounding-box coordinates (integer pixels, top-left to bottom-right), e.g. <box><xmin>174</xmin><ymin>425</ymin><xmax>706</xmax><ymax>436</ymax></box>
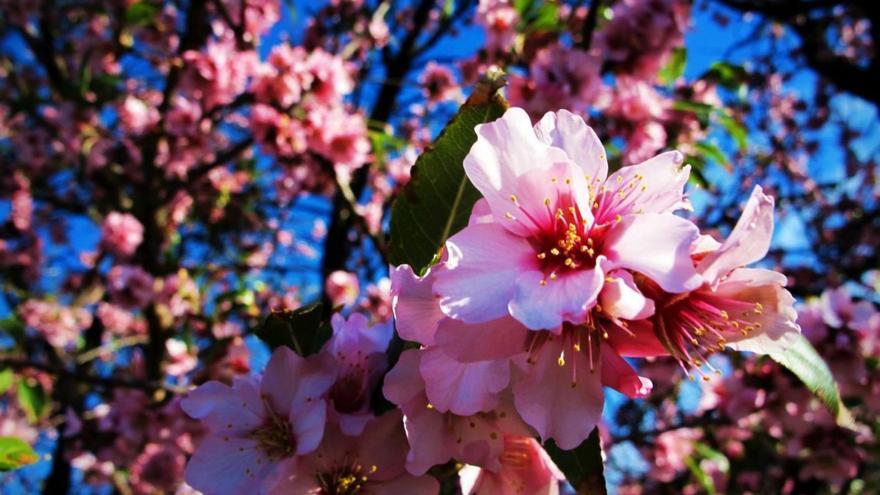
<box><xmin>609</xmin><ymin>186</ymin><xmax>800</xmax><ymax>371</ymax></box>
<box><xmin>458</xmin><ymin>436</ymin><xmax>564</xmax><ymax>495</ymax></box>
<box><xmin>268</xmin><ymin>410</ymin><xmax>439</xmax><ymax>494</ymax></box>
<box><xmin>180</xmin><ymin>347</ymin><xmax>335</xmax><ymax>495</ymax></box>
<box><xmin>434</xmin><ymin>108</ymin><xmax>701</xmax><ymax>332</ymax></box>
<box><xmin>322</xmin><ymin>313</ymin><xmax>392</xmax><ymax>434</ymax></box>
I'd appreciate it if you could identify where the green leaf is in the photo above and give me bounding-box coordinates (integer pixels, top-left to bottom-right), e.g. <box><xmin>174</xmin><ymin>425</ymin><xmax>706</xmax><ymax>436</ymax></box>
<box><xmin>125</xmin><ymin>1</ymin><xmax>159</xmax><ymax>26</ymax></box>
<box><xmin>527</xmin><ymin>3</ymin><xmax>562</xmax><ymax>32</ymax></box>
<box><xmin>768</xmin><ymin>334</ymin><xmax>857</xmax><ymax>429</ymax></box>
<box><xmin>0</xmin><ymin>369</ymin><xmax>12</xmax><ymax>394</ymax></box>
<box><xmin>684</xmin><ymin>456</ymin><xmax>716</xmax><ymax>495</ymax></box>
<box><xmin>16</xmin><ymin>380</ymin><xmax>48</xmax><ymax>423</ymax></box>
<box><xmin>714</xmin><ymin>111</ymin><xmax>748</xmax><ymax>151</ymax></box>
<box><xmin>545</xmin><ymin>428</ymin><xmax>606</xmax><ymax>494</ymax></box>
<box><xmin>694</xmin><ymin>140</ymin><xmax>729</xmax><ymax>166</ymax></box>
<box><xmin>0</xmin><ymin>437</ymin><xmax>38</xmax><ymax>471</ymax></box>
<box><xmin>672</xmin><ymin>100</ymin><xmax>713</xmax><ymax>125</ymax></box>
<box><xmin>658</xmin><ymin>47</ymin><xmax>687</xmax><ymax>85</ymax></box>
<box><xmin>388</xmin><ymin>68</ymin><xmax>509</xmax><ymax>273</ymax></box>
<box><xmin>254</xmin><ymin>303</ymin><xmax>330</xmax><ymax>356</ymax></box>
<box><xmin>704</xmin><ymin>62</ymin><xmax>748</xmax><ymax>90</ymax></box>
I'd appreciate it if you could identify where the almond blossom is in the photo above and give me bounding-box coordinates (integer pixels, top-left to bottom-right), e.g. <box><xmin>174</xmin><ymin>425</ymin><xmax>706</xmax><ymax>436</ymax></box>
<box><xmin>180</xmin><ymin>347</ymin><xmax>336</xmax><ymax>495</ymax></box>
<box><xmin>434</xmin><ymin>108</ymin><xmax>700</xmax><ymax>331</ymax></box>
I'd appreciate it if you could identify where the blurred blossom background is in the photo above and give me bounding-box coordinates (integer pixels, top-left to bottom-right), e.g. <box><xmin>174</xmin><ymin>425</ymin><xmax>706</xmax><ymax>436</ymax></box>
<box><xmin>0</xmin><ymin>0</ymin><xmax>878</xmax><ymax>493</ymax></box>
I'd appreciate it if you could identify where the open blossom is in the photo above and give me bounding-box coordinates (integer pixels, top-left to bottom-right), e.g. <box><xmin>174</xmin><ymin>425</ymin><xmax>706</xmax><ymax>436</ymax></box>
<box><xmin>268</xmin><ymin>411</ymin><xmax>438</xmax><ymax>494</ymax></box>
<box><xmin>101</xmin><ymin>212</ymin><xmax>144</xmax><ymax>257</ymax></box>
<box><xmin>107</xmin><ymin>265</ymin><xmax>155</xmax><ymax>309</ymax></box>
<box><xmin>508</xmin><ymin>44</ymin><xmax>603</xmax><ymax>118</ymax></box>
<box><xmin>434</xmin><ymin>108</ymin><xmax>700</xmax><ymax>331</ymax></box>
<box><xmin>458</xmin><ymin>436</ymin><xmax>564</xmax><ymax>495</ymax></box>
<box><xmin>420</xmin><ymin>62</ymin><xmax>459</xmax><ymax>104</ymax></box>
<box><xmin>181</xmin><ymin>347</ymin><xmax>336</xmax><ymax>495</ymax></box>
<box><xmin>476</xmin><ymin>0</ymin><xmax>519</xmax><ymax>55</ymax></box>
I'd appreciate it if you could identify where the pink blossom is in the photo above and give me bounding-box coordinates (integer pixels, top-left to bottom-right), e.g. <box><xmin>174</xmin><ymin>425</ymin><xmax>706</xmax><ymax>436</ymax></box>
<box><xmin>96</xmin><ymin>302</ymin><xmax>137</xmax><ymax>336</ymax></box>
<box><xmin>165</xmin><ymin>339</ymin><xmax>197</xmax><ymax>377</ymax></box>
<box><xmin>268</xmin><ymin>410</ymin><xmax>439</xmax><ymax>493</ymax></box>
<box><xmin>252</xmin><ymin>44</ymin><xmax>308</xmax><ymax>108</ymax></box>
<box><xmin>101</xmin><ymin>212</ymin><xmax>144</xmax><ymax>257</ymax></box>
<box><xmin>129</xmin><ymin>443</ymin><xmax>186</xmax><ymax>495</ymax></box>
<box><xmin>611</xmin><ymin>187</ymin><xmax>801</xmax><ymax>370</ymax></box>
<box><xmin>119</xmin><ymin>96</ymin><xmax>159</xmax><ymax>135</ymax></box>
<box><xmin>20</xmin><ymin>299</ymin><xmax>92</xmax><ymax>348</ymax></box>
<box><xmin>304</xmin><ymin>49</ymin><xmax>353</xmax><ymax>104</ymax></box>
<box><xmin>476</xmin><ymin>0</ymin><xmax>519</xmax><ymax>55</ymax></box>
<box><xmin>181</xmin><ymin>347</ymin><xmax>336</xmax><ymax>495</ymax></box>
<box><xmin>458</xmin><ymin>436</ymin><xmax>564</xmax><ymax>495</ymax></box>
<box><xmin>322</xmin><ymin>313</ymin><xmax>392</xmax><ymax>435</ymax></box>
<box><xmin>250</xmin><ymin>103</ymin><xmax>308</xmax><ymax>157</ymax></box>
<box><xmin>306</xmin><ymin>105</ymin><xmax>371</xmax><ymax>180</ymax></box>
<box><xmin>651</xmin><ymin>428</ymin><xmax>701</xmax><ymax>482</ymax></box>
<box><xmin>420</xmin><ymin>62</ymin><xmax>459</xmax><ymax>104</ymax></box>
<box><xmin>434</xmin><ymin>108</ymin><xmax>700</xmax><ymax>331</ymax></box>
<box><xmin>107</xmin><ymin>265</ymin><xmax>155</xmax><ymax>309</ymax></box>
<box><xmin>508</xmin><ymin>45</ymin><xmax>602</xmax><ymax>118</ymax></box>
<box><xmin>326</xmin><ymin>270</ymin><xmax>360</xmax><ymax>307</ymax></box>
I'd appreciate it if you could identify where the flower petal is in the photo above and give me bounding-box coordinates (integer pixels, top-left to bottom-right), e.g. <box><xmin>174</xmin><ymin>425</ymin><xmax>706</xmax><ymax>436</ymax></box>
<box><xmin>509</xmin><ymin>263</ymin><xmax>606</xmax><ymax>331</ymax></box>
<box><xmin>464</xmin><ymin>108</ymin><xmax>571</xmax><ymax>234</ymax></box>
<box><xmin>262</xmin><ymin>348</ymin><xmax>336</xmax><ymax>416</ymax></box>
<box><xmin>184</xmin><ymin>436</ymin><xmax>274</xmax><ymax>495</ymax></box>
<box><xmin>604</xmin><ymin>213</ymin><xmax>701</xmax><ymax>293</ymax></box>
<box><xmin>697</xmin><ymin>186</ymin><xmax>775</xmax><ymax>287</ymax></box>
<box><xmin>512</xmin><ymin>338</ymin><xmax>604</xmax><ymax>450</ymax></box>
<box><xmin>533</xmin><ymin>109</ymin><xmax>609</xmax><ymax>181</ymax></box>
<box><xmin>290</xmin><ymin>398</ymin><xmax>327</xmax><ymax>456</ymax></box>
<box><xmin>593</xmin><ymin>151</ymin><xmax>690</xmax><ymax>225</ymax></box>
<box><xmin>435</xmin><ymin>223</ymin><xmax>535</xmax><ymax>324</ymax></box>
<box><xmin>434</xmin><ymin>316</ymin><xmax>529</xmax><ymax>363</ymax></box>
<box><xmin>392</xmin><ymin>265</ymin><xmax>444</xmax><ymax>345</ymax></box>
<box><xmin>600</xmin><ymin>269</ymin><xmax>655</xmax><ymax>321</ymax></box>
<box><xmin>420</xmin><ymin>347</ymin><xmax>509</xmax><ymax>416</ymax></box>
<box><xmin>600</xmin><ymin>344</ymin><xmax>653</xmax><ymax>398</ymax></box>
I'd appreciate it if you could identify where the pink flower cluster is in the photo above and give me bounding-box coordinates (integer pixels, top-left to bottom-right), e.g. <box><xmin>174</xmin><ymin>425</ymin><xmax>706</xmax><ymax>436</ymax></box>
<box><xmin>385</xmin><ymin>108</ymin><xmax>800</xmax><ymax>455</ymax></box>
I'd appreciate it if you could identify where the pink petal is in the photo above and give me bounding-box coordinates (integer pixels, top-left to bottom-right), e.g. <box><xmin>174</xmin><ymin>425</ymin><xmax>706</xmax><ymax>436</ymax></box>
<box><xmin>509</xmin><ymin>263</ymin><xmax>606</xmax><ymax>331</ymax></box>
<box><xmin>604</xmin><ymin>319</ymin><xmax>668</xmax><ymax>357</ymax></box>
<box><xmin>599</xmin><ymin>270</ymin><xmax>655</xmax><ymax>321</ymax></box>
<box><xmin>402</xmin><ymin>402</ymin><xmax>454</xmax><ymax>475</ymax></box>
<box><xmin>468</xmin><ymin>198</ymin><xmax>494</xmax><ymax>225</ymax></box>
<box><xmin>434</xmin><ymin>316</ymin><xmax>529</xmax><ymax>363</ymax></box>
<box><xmin>184</xmin><ymin>436</ymin><xmax>275</xmax><ymax>495</ymax></box>
<box><xmin>392</xmin><ymin>264</ymin><xmax>444</xmax><ymax>345</ymax></box>
<box><xmin>420</xmin><ymin>347</ymin><xmax>509</xmax><ymax>416</ymax></box>
<box><xmin>261</xmin><ymin>348</ymin><xmax>336</xmax><ymax>417</ymax></box>
<box><xmin>180</xmin><ymin>378</ymin><xmax>263</xmax><ymax>434</ymax></box>
<box><xmin>593</xmin><ymin>151</ymin><xmax>690</xmax><ymax>225</ymax></box>
<box><xmin>600</xmin><ymin>344</ymin><xmax>653</xmax><ymax>398</ymax></box>
<box><xmin>435</xmin><ymin>223</ymin><xmax>535</xmax><ymax>323</ymax></box>
<box><xmin>697</xmin><ymin>186</ymin><xmax>775</xmax><ymax>287</ymax></box>
<box><xmin>713</xmin><ymin>268</ymin><xmax>800</xmax><ymax>355</ymax></box>
<box><xmin>512</xmin><ymin>338</ymin><xmax>604</xmax><ymax>449</ymax></box>
<box><xmin>382</xmin><ymin>349</ymin><xmax>426</xmax><ymax>407</ymax></box>
<box><xmin>533</xmin><ymin>109</ymin><xmax>608</xmax><ymax>181</ymax></box>
<box><xmin>356</xmin><ymin>410</ymin><xmax>409</xmax><ymax>481</ymax></box>
<box><xmin>604</xmin><ymin>213</ymin><xmax>701</xmax><ymax>294</ymax></box>
<box><xmin>464</xmin><ymin>108</ymin><xmax>571</xmax><ymax>235</ymax></box>
<box><xmin>290</xmin><ymin>398</ymin><xmax>328</xmax><ymax>456</ymax></box>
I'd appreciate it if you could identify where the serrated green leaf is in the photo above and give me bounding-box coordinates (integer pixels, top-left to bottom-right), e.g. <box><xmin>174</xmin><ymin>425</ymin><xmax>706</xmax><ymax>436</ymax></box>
<box><xmin>0</xmin><ymin>369</ymin><xmax>12</xmax><ymax>394</ymax></box>
<box><xmin>254</xmin><ymin>303</ymin><xmax>331</xmax><ymax>356</ymax></box>
<box><xmin>768</xmin><ymin>334</ymin><xmax>857</xmax><ymax>429</ymax></box>
<box><xmin>388</xmin><ymin>70</ymin><xmax>509</xmax><ymax>273</ymax></box>
<box><xmin>658</xmin><ymin>47</ymin><xmax>687</xmax><ymax>85</ymax></box>
<box><xmin>545</xmin><ymin>428</ymin><xmax>606</xmax><ymax>494</ymax></box>
<box><xmin>16</xmin><ymin>380</ymin><xmax>48</xmax><ymax>423</ymax></box>
<box><xmin>0</xmin><ymin>437</ymin><xmax>38</xmax><ymax>471</ymax></box>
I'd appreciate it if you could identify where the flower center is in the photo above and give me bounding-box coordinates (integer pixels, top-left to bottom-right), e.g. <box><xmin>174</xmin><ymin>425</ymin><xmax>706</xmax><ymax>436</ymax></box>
<box><xmin>250</xmin><ymin>397</ymin><xmax>296</xmax><ymax>460</ymax></box>
<box><xmin>532</xmin><ymin>206</ymin><xmax>607</xmax><ymax>284</ymax></box>
<box><xmin>316</xmin><ymin>463</ymin><xmax>377</xmax><ymax>495</ymax></box>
